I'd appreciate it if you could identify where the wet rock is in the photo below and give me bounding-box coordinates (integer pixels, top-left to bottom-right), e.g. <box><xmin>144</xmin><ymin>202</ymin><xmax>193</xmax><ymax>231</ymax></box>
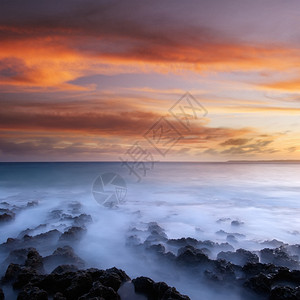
<box><xmin>167</xmin><ymin>237</ymin><xmax>198</xmax><ymax>248</ymax></box>
<box><xmin>217</xmin><ymin>249</ymin><xmax>259</xmax><ymax>266</ymax></box>
<box><xmin>260</xmin><ymin>247</ymin><xmax>299</xmax><ymax>269</ymax></box>
<box><xmin>244</xmin><ymin>273</ymin><xmax>272</xmax><ymax>295</ymax></box>
<box><xmin>176</xmin><ymin>245</ymin><xmax>210</xmax><ymax>266</ymax></box>
<box><xmin>53</xmin><ymin>292</ymin><xmax>67</xmax><ymax>300</ymax></box>
<box><xmin>36</xmin><ymin>267</ymin><xmax>129</xmax><ymax>299</ymax></box>
<box><xmin>51</xmin><ymin>265</ymin><xmax>79</xmax><ymax>274</ymax></box>
<box><xmin>162</xmin><ymin>287</ymin><xmax>190</xmax><ymax>300</ymax></box>
<box><xmin>73</xmin><ymin>214</ymin><xmax>93</xmax><ymax>227</ymax></box>
<box><xmin>231</xmin><ymin>220</ymin><xmax>244</xmax><ymax>226</ymax></box>
<box><xmin>261</xmin><ymin>239</ymin><xmax>285</xmax><ymax>248</ymax></box>
<box><xmin>207</xmin><ymin>259</ymin><xmax>237</xmax><ymax>282</ymax></box>
<box><xmin>43</xmin><ymin>246</ymin><xmax>85</xmax><ymax>272</ymax></box>
<box><xmin>48</xmin><ymin>209</ymin><xmax>63</xmax><ymax>220</ymax></box>
<box><xmin>25</xmin><ymin>249</ymin><xmax>45</xmax><ymax>273</ymax></box>
<box><xmin>2</xmin><ymin>263</ymin><xmax>22</xmax><ymax>282</ymax></box>
<box><xmin>78</xmin><ymin>281</ymin><xmax>119</xmax><ymax>300</ymax></box>
<box><xmin>146</xmin><ymin>244</ymin><xmax>166</xmax><ymax>254</ymax></box>
<box><xmin>0</xmin><ymin>209</ymin><xmax>15</xmax><ymax>223</ymax></box>
<box><xmin>216</xmin><ymin>230</ymin><xmax>245</xmax><ymax>238</ymax></box>
<box><xmin>99</xmin><ymin>267</ymin><xmax>130</xmax><ymax>291</ymax></box>
<box><xmin>17</xmin><ymin>286</ymin><xmax>48</xmax><ymax>300</ymax></box>
<box><xmin>17</xmin><ymin>224</ymin><xmax>48</xmax><ymax>239</ymax></box>
<box><xmin>59</xmin><ymin>226</ymin><xmax>86</xmax><ymax>242</ymax></box>
<box><xmin>269</xmin><ymin>286</ymin><xmax>299</xmax><ymax>300</ymax></box>
<box><xmin>242</xmin><ymin>262</ymin><xmax>279</xmax><ymax>278</ymax></box>
<box><xmin>13</xmin><ymin>267</ymin><xmax>41</xmax><ymax>289</ymax></box>
<box><xmin>145</xmin><ymin>223</ymin><xmax>168</xmax><ymax>244</ymax></box>
<box><xmin>2</xmin><ymin>248</ymin><xmax>35</xmax><ymax>269</ymax></box>
<box><xmin>226</xmin><ymin>234</ymin><xmax>237</xmax><ymax>243</ymax></box>
<box><xmin>26</xmin><ymin>201</ymin><xmax>39</xmax><ymax>208</ymax></box>
<box><xmin>132</xmin><ymin>276</ymin><xmax>190</xmax><ymax>300</ymax></box>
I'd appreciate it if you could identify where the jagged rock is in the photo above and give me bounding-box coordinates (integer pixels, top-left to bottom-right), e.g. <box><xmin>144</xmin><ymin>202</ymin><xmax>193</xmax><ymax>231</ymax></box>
<box><xmin>78</xmin><ymin>281</ymin><xmax>119</xmax><ymax>300</ymax></box>
<box><xmin>2</xmin><ymin>248</ymin><xmax>35</xmax><ymax>269</ymax></box>
<box><xmin>26</xmin><ymin>201</ymin><xmax>39</xmax><ymax>207</ymax></box>
<box><xmin>0</xmin><ymin>209</ymin><xmax>15</xmax><ymax>223</ymax></box>
<box><xmin>43</xmin><ymin>246</ymin><xmax>85</xmax><ymax>272</ymax></box>
<box><xmin>269</xmin><ymin>286</ymin><xmax>299</xmax><ymax>300</ymax></box>
<box><xmin>51</xmin><ymin>265</ymin><xmax>79</xmax><ymax>274</ymax></box>
<box><xmin>18</xmin><ymin>224</ymin><xmax>47</xmax><ymax>239</ymax></box>
<box><xmin>176</xmin><ymin>245</ymin><xmax>210</xmax><ymax>266</ymax></box>
<box><xmin>13</xmin><ymin>267</ymin><xmax>41</xmax><ymax>289</ymax></box>
<box><xmin>207</xmin><ymin>259</ymin><xmax>237</xmax><ymax>282</ymax></box>
<box><xmin>231</xmin><ymin>220</ymin><xmax>244</xmax><ymax>226</ymax></box>
<box><xmin>36</xmin><ymin>267</ymin><xmax>129</xmax><ymax>299</ymax></box>
<box><xmin>59</xmin><ymin>227</ymin><xmax>86</xmax><ymax>242</ymax></box>
<box><xmin>217</xmin><ymin>249</ymin><xmax>259</xmax><ymax>266</ymax></box>
<box><xmin>146</xmin><ymin>244</ymin><xmax>166</xmax><ymax>254</ymax></box>
<box><xmin>98</xmin><ymin>267</ymin><xmax>130</xmax><ymax>291</ymax></box>
<box><xmin>132</xmin><ymin>276</ymin><xmax>190</xmax><ymax>300</ymax></box>
<box><xmin>53</xmin><ymin>292</ymin><xmax>67</xmax><ymax>300</ymax></box>
<box><xmin>260</xmin><ymin>247</ymin><xmax>299</xmax><ymax>269</ymax></box>
<box><xmin>48</xmin><ymin>209</ymin><xmax>63</xmax><ymax>220</ymax></box>
<box><xmin>25</xmin><ymin>249</ymin><xmax>45</xmax><ymax>273</ymax></box>
<box><xmin>261</xmin><ymin>239</ymin><xmax>285</xmax><ymax>248</ymax></box>
<box><xmin>167</xmin><ymin>237</ymin><xmax>198</xmax><ymax>248</ymax></box>
<box><xmin>145</xmin><ymin>223</ymin><xmax>168</xmax><ymax>244</ymax></box>
<box><xmin>244</xmin><ymin>273</ymin><xmax>272</xmax><ymax>295</ymax></box>
<box><xmin>17</xmin><ymin>286</ymin><xmax>48</xmax><ymax>300</ymax></box>
<box><xmin>73</xmin><ymin>214</ymin><xmax>92</xmax><ymax>227</ymax></box>
<box><xmin>3</xmin><ymin>263</ymin><xmax>22</xmax><ymax>283</ymax></box>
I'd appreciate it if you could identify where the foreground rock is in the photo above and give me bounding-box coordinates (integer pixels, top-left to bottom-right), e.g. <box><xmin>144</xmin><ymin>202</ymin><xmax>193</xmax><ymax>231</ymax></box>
<box><xmin>0</xmin><ymin>247</ymin><xmax>191</xmax><ymax>300</ymax></box>
<box><xmin>133</xmin><ymin>276</ymin><xmax>190</xmax><ymax>300</ymax></box>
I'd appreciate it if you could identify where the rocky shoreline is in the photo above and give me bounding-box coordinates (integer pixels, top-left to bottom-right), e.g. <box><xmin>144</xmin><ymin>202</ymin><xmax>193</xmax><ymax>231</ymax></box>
<box><xmin>1</xmin><ymin>201</ymin><xmax>299</xmax><ymax>299</ymax></box>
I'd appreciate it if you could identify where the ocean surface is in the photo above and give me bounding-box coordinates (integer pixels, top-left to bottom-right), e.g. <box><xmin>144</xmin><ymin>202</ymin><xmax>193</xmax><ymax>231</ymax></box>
<box><xmin>0</xmin><ymin>162</ymin><xmax>299</xmax><ymax>299</ymax></box>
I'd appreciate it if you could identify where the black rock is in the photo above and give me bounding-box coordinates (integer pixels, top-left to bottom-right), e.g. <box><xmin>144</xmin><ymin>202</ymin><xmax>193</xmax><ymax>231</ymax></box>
<box><xmin>0</xmin><ymin>288</ymin><xmax>4</xmax><ymax>300</ymax></box>
<box><xmin>17</xmin><ymin>286</ymin><xmax>48</xmax><ymax>300</ymax></box>
<box><xmin>59</xmin><ymin>227</ymin><xmax>86</xmax><ymax>242</ymax></box>
<box><xmin>217</xmin><ymin>249</ymin><xmax>259</xmax><ymax>266</ymax></box>
<box><xmin>0</xmin><ymin>210</ymin><xmax>15</xmax><ymax>223</ymax></box>
<box><xmin>244</xmin><ymin>273</ymin><xmax>272</xmax><ymax>295</ymax></box>
<box><xmin>78</xmin><ymin>281</ymin><xmax>119</xmax><ymax>300</ymax></box>
<box><xmin>73</xmin><ymin>214</ymin><xmax>93</xmax><ymax>227</ymax></box>
<box><xmin>269</xmin><ymin>286</ymin><xmax>299</xmax><ymax>300</ymax></box>
<box><xmin>133</xmin><ymin>276</ymin><xmax>190</xmax><ymax>300</ymax></box>
<box><xmin>53</xmin><ymin>292</ymin><xmax>67</xmax><ymax>300</ymax></box>
<box><xmin>176</xmin><ymin>245</ymin><xmax>210</xmax><ymax>266</ymax></box>
<box><xmin>167</xmin><ymin>237</ymin><xmax>198</xmax><ymax>248</ymax></box>
<box><xmin>43</xmin><ymin>246</ymin><xmax>85</xmax><ymax>272</ymax></box>
<box><xmin>99</xmin><ymin>267</ymin><xmax>130</xmax><ymax>291</ymax></box>
<box><xmin>51</xmin><ymin>265</ymin><xmax>79</xmax><ymax>275</ymax></box>
<box><xmin>26</xmin><ymin>201</ymin><xmax>39</xmax><ymax>208</ymax></box>
<box><xmin>260</xmin><ymin>247</ymin><xmax>299</xmax><ymax>269</ymax></box>
<box><xmin>231</xmin><ymin>220</ymin><xmax>244</xmax><ymax>226</ymax></box>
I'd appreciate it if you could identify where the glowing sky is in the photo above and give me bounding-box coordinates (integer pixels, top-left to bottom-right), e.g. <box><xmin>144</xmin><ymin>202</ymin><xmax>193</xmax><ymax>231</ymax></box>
<box><xmin>0</xmin><ymin>0</ymin><xmax>299</xmax><ymax>161</ymax></box>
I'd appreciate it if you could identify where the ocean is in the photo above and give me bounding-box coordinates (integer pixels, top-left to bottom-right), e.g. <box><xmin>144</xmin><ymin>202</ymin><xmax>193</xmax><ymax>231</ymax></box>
<box><xmin>0</xmin><ymin>162</ymin><xmax>299</xmax><ymax>299</ymax></box>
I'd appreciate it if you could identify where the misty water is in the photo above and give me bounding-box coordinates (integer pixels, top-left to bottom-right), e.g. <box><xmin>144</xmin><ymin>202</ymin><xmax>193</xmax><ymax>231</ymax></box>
<box><xmin>0</xmin><ymin>162</ymin><xmax>299</xmax><ymax>299</ymax></box>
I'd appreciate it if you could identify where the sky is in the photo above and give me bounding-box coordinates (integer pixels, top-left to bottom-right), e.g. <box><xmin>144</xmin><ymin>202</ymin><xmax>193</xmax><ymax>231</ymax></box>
<box><xmin>0</xmin><ymin>0</ymin><xmax>299</xmax><ymax>162</ymax></box>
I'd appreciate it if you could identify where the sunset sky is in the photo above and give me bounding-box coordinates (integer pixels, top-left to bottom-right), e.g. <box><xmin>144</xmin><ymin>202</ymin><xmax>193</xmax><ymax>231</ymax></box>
<box><xmin>0</xmin><ymin>0</ymin><xmax>299</xmax><ymax>162</ymax></box>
